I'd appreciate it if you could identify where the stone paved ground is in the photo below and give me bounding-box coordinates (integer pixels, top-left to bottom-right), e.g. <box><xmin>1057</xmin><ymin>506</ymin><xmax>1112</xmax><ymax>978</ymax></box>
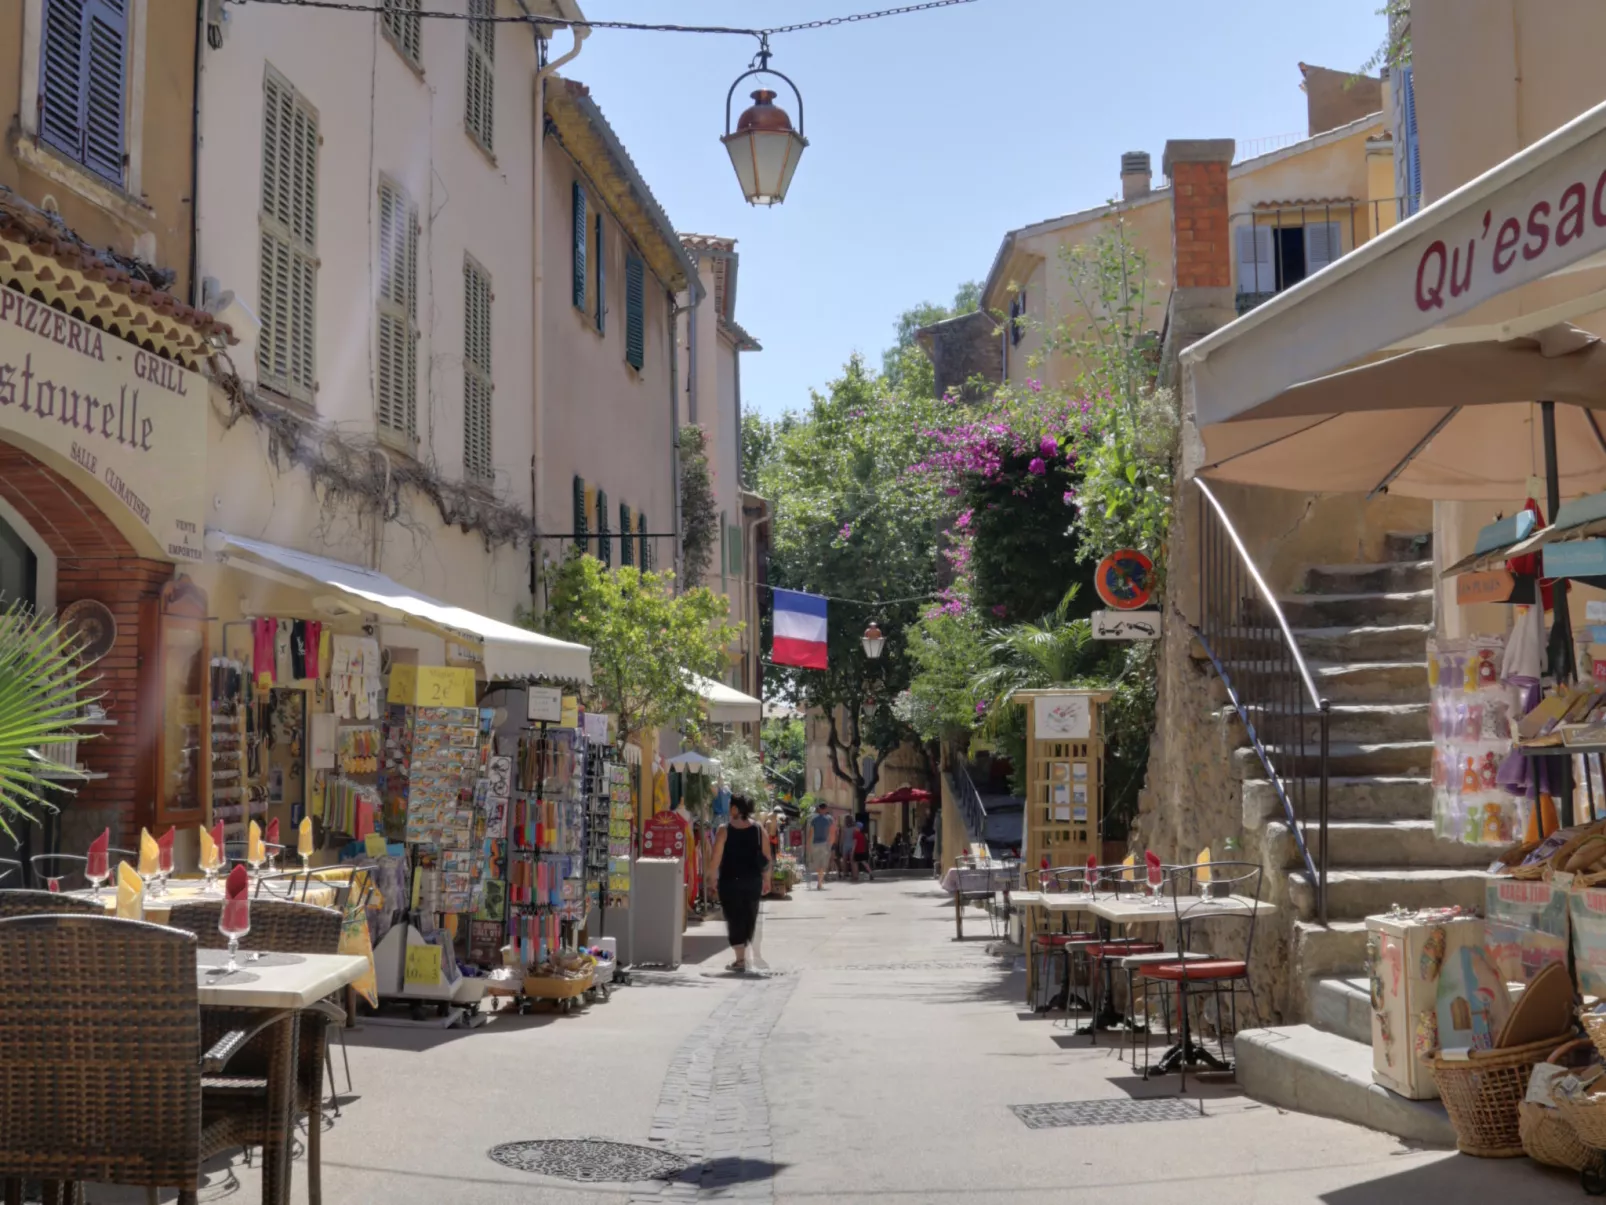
<box><xmin>90</xmin><ymin>877</ymin><xmax>1580</xmax><ymax>1203</ymax></box>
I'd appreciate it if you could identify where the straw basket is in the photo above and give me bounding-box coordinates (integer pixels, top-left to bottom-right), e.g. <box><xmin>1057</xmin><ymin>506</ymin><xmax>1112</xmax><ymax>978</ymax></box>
<box><xmin>1520</xmin><ymin>1040</ymin><xmax>1599</xmax><ymax>1171</ymax></box>
<box><xmin>1582</xmin><ymin>1010</ymin><xmax>1606</xmax><ymax>1063</ymax></box>
<box><xmin>1433</xmin><ymin>1034</ymin><xmax>1571</xmax><ymax>1157</ymax></box>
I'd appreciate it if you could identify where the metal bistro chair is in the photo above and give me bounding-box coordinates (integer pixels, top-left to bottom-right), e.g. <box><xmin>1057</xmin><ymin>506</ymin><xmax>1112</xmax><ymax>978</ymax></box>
<box><xmin>1136</xmin><ymin>861</ymin><xmax>1265</xmax><ymax>1091</ymax></box>
<box><xmin>1066</xmin><ymin>866</ymin><xmax>1170</xmax><ymax>1041</ymax></box>
<box><xmin>27</xmin><ymin>849</ymin><xmax>138</xmax><ymax>893</ymax></box>
<box><xmin>167</xmin><ymin>897</ymin><xmax>345</xmax><ymax>1205</ymax></box>
<box><xmin>1026</xmin><ymin>868</ymin><xmax>1099</xmax><ymax>1016</ymax></box>
<box><xmin>0</xmin><ymin>913</ymin><xmax>291</xmax><ymax>1205</ymax></box>
<box><xmin>950</xmin><ymin>864</ymin><xmax>997</xmax><ymax>940</ymax></box>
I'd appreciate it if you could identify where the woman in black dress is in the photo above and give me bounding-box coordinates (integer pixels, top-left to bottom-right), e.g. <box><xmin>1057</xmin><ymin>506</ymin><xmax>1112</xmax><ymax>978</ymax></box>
<box><xmin>711</xmin><ymin>795</ymin><xmax>771</xmax><ymax>973</ymax></box>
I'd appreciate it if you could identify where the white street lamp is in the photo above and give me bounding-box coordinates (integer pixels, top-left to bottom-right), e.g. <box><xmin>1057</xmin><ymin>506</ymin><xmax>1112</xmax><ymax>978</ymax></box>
<box><xmin>862</xmin><ymin>622</ymin><xmax>885</xmax><ymax>660</ymax></box>
<box><xmin>721</xmin><ymin>38</ymin><xmax>808</xmax><ymax>207</ymax></box>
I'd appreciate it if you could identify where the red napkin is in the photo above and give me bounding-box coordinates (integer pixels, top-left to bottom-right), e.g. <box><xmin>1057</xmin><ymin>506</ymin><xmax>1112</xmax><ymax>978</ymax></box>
<box><xmin>157</xmin><ymin>826</ymin><xmax>175</xmax><ymax>873</ymax></box>
<box><xmin>210</xmin><ymin>819</ymin><xmax>226</xmax><ymax>864</ymax></box>
<box><xmin>221</xmin><ymin>864</ymin><xmax>250</xmax><ymax>934</ymax></box>
<box><xmin>264</xmin><ymin>818</ymin><xmax>280</xmax><ymax>848</ymax></box>
<box><xmin>87</xmin><ymin>828</ymin><xmax>109</xmax><ymax>881</ymax></box>
<box><xmin>1145</xmin><ymin>849</ymin><xmax>1164</xmax><ymax>887</ymax></box>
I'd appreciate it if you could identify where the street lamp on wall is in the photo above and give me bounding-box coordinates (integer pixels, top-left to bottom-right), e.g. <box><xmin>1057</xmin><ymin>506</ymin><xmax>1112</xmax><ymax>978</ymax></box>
<box><xmin>721</xmin><ymin>36</ymin><xmax>808</xmax><ymax>206</ymax></box>
<box><xmin>862</xmin><ymin>622</ymin><xmax>885</xmax><ymax>660</ymax></box>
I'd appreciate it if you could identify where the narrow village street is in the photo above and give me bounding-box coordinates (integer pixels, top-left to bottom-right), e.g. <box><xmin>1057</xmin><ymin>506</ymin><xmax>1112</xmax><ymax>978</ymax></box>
<box><xmin>142</xmin><ymin>880</ymin><xmax>1574</xmax><ymax>1205</ymax></box>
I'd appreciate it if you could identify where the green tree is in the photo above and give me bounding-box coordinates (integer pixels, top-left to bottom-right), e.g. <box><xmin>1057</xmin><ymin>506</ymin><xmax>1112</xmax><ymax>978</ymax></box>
<box><xmin>531</xmin><ymin>551</ymin><xmax>740</xmax><ymax>747</ymax></box>
<box><xmin>759</xmin><ymin>715</ymin><xmax>806</xmax><ymax>798</ymax></box>
<box><xmin>679</xmin><ymin>424</ymin><xmax>719</xmax><ymax>588</ymax></box>
<box><xmin>755</xmin><ymin>355</ymin><xmax>949</xmax><ymax>810</ymax></box>
<box><xmin>714</xmin><ymin>737</ymin><xmax>770</xmax><ymax>802</ymax></box>
<box><xmin>0</xmin><ymin>602</ymin><xmax>96</xmax><ymax>836</ymax></box>
<box><xmin>882</xmin><ymin>280</ymin><xmax>982</xmax><ymax>395</ymax></box>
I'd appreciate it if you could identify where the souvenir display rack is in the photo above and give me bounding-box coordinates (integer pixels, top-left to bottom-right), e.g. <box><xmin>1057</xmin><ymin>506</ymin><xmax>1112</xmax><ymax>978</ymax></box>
<box><xmin>507</xmin><ymin>724</ymin><xmax>588</xmax><ymax>967</ymax></box>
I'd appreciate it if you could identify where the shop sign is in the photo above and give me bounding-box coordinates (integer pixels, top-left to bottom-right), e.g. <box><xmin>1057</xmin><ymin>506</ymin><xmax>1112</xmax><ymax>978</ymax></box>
<box><xmin>1455</xmin><ymin>569</ymin><xmax>1517</xmax><ymax>605</ymax></box>
<box><xmin>0</xmin><ymin>282</ymin><xmax>206</xmax><ymax>559</ymax></box>
<box><xmin>1034</xmin><ymin>693</ymin><xmax>1091</xmax><ymax>740</ymax></box>
<box><xmin>526</xmin><ymin>686</ymin><xmax>563</xmax><ymax>723</ymax></box>
<box><xmin>387</xmin><ymin>664</ymin><xmax>476</xmax><ymax>707</ymax></box>
<box><xmin>642</xmin><ymin>810</ymin><xmax>688</xmax><ymax>860</ymax></box>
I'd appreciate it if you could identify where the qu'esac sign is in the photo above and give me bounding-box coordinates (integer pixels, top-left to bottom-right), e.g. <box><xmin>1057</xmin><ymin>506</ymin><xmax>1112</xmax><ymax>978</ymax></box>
<box><xmin>0</xmin><ymin>283</ymin><xmax>206</xmax><ymax>561</ymax></box>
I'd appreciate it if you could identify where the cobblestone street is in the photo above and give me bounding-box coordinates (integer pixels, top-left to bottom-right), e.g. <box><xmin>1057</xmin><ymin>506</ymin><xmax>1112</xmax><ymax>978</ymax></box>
<box><xmin>115</xmin><ymin>879</ymin><xmax>1579</xmax><ymax>1204</ymax></box>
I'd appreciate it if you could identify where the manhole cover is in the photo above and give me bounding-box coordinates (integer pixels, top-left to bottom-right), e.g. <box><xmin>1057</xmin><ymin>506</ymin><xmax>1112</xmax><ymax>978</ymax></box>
<box><xmin>1009</xmin><ymin>1098</ymin><xmax>1199</xmax><ymax>1130</ymax></box>
<box><xmin>489</xmin><ymin>1140</ymin><xmax>688</xmax><ymax>1183</ymax></box>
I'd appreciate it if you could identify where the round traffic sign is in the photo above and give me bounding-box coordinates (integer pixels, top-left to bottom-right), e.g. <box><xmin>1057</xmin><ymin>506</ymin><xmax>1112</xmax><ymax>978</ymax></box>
<box><xmin>1094</xmin><ymin>549</ymin><xmax>1154</xmax><ymax>611</ymax></box>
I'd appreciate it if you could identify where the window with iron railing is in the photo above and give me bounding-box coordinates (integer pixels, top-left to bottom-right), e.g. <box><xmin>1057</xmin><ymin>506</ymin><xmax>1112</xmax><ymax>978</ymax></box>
<box><xmin>1231</xmin><ymin>198</ymin><xmax>1419</xmax><ymax>314</ymax></box>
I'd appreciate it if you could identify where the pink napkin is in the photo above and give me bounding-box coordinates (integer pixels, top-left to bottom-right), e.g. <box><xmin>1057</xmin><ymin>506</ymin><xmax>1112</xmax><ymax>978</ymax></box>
<box><xmin>264</xmin><ymin>818</ymin><xmax>280</xmax><ymax>849</ymax></box>
<box><xmin>222</xmin><ymin>865</ymin><xmax>250</xmax><ymax>934</ymax></box>
<box><xmin>157</xmin><ymin>826</ymin><xmax>176</xmax><ymax>874</ymax></box>
<box><xmin>1145</xmin><ymin>850</ymin><xmax>1164</xmax><ymax>888</ymax></box>
<box><xmin>210</xmin><ymin>819</ymin><xmax>226</xmax><ymax>865</ymax></box>
<box><xmin>87</xmin><ymin>828</ymin><xmax>109</xmax><ymax>881</ymax></box>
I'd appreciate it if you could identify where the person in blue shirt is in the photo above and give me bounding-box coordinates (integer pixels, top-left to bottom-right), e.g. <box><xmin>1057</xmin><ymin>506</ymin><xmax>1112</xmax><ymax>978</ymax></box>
<box><xmin>804</xmin><ymin>801</ymin><xmax>836</xmax><ymax>891</ymax></box>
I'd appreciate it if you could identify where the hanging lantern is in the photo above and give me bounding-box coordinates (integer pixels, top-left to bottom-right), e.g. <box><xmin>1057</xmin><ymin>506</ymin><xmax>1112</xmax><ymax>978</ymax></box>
<box><xmin>721</xmin><ymin>37</ymin><xmax>808</xmax><ymax>206</ymax></box>
<box><xmin>862</xmin><ymin>622</ymin><xmax>886</xmax><ymax>660</ymax></box>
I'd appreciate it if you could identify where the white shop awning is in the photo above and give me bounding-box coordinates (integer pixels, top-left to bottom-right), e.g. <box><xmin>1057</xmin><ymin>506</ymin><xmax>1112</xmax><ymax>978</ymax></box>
<box><xmin>210</xmin><ymin>531</ymin><xmax>592</xmax><ymax>684</ymax></box>
<box><xmin>689</xmin><ymin>672</ymin><xmax>762</xmax><ymax>724</ymax></box>
<box><xmin>1187</xmin><ymin>95</ymin><xmax>1606</xmax><ymax>435</ymax></box>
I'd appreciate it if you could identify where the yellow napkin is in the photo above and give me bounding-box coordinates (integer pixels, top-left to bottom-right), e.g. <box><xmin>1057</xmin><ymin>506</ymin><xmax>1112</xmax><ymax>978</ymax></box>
<box><xmin>138</xmin><ymin>828</ymin><xmax>158</xmax><ymax>876</ymax></box>
<box><xmin>1122</xmin><ymin>853</ymin><xmax>1137</xmax><ymax>882</ymax></box>
<box><xmin>199</xmin><ymin>824</ymin><xmax>217</xmax><ymax>870</ymax></box>
<box><xmin>1196</xmin><ymin>847</ymin><xmax>1213</xmax><ymax>884</ymax></box>
<box><xmin>115</xmin><ymin>861</ymin><xmax>144</xmax><ymax>920</ymax></box>
<box><xmin>248</xmin><ymin>820</ymin><xmax>264</xmax><ymax>866</ymax></box>
<box><xmin>298</xmin><ymin>816</ymin><xmax>314</xmax><ymax>858</ymax></box>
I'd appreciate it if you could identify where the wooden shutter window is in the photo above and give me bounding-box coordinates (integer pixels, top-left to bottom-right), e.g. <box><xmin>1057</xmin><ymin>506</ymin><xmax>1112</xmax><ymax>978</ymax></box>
<box><xmin>382</xmin><ymin>0</ymin><xmax>422</xmax><ymax>64</ymax></box>
<box><xmin>465</xmin><ymin>0</ymin><xmax>495</xmax><ymax>151</ymax></box>
<box><xmin>258</xmin><ymin>69</ymin><xmax>319</xmax><ymax>405</ymax></box>
<box><xmin>619</xmin><ymin>503</ymin><xmax>634</xmax><ymax>567</ymax></box>
<box><xmin>594</xmin><ymin>213</ymin><xmax>606</xmax><ymax>334</ymax></box>
<box><xmin>572</xmin><ymin>182</ymin><xmax>588</xmax><ymax>311</ymax></box>
<box><xmin>377</xmin><ymin>178</ymin><xmax>419</xmax><ymax>440</ymax></box>
<box><xmin>729</xmin><ymin>521</ymin><xmax>743</xmax><ymax>575</ymax></box>
<box><xmin>637</xmin><ymin>513</ymin><xmax>650</xmax><ymax>571</ymax></box>
<box><xmin>572</xmin><ymin>476</ymin><xmax>588</xmax><ymax>552</ymax></box>
<box><xmin>624</xmin><ymin>253</ymin><xmax>645</xmax><ymax>370</ymax></box>
<box><xmin>463</xmin><ymin>257</ymin><xmax>493</xmax><ymax>481</ymax></box>
<box><xmin>596</xmin><ymin>488</ymin><xmax>611</xmax><ymax>568</ymax></box>
<box><xmin>40</xmin><ymin>0</ymin><xmax>128</xmax><ymax>187</ymax></box>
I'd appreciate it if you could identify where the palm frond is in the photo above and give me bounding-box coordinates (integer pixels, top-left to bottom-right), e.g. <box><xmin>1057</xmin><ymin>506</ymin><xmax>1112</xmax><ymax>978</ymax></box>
<box><xmin>0</xmin><ymin>602</ymin><xmax>98</xmax><ymax>838</ymax></box>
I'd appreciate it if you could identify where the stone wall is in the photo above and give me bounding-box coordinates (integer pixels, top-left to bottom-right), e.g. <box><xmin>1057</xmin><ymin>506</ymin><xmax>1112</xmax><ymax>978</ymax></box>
<box><xmin>914</xmin><ymin>310</ymin><xmax>1002</xmax><ymax>401</ymax></box>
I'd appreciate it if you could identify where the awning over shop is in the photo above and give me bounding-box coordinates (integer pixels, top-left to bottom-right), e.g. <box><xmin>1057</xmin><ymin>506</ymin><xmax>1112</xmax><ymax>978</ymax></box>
<box><xmin>1186</xmin><ymin>94</ymin><xmax>1606</xmax><ymax>440</ymax></box>
<box><xmin>209</xmin><ymin>531</ymin><xmax>593</xmax><ymax>684</ymax></box>
<box><xmin>689</xmin><ymin>672</ymin><xmax>762</xmax><ymax>724</ymax></box>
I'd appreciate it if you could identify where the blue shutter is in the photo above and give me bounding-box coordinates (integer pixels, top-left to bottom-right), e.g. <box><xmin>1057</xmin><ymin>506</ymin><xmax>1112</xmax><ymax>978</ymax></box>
<box><xmin>40</xmin><ymin>0</ymin><xmax>127</xmax><ymax>187</ymax></box>
<box><xmin>1402</xmin><ymin>65</ymin><xmax>1421</xmax><ymax>215</ymax></box>
<box><xmin>596</xmin><ymin>487</ymin><xmax>611</xmax><ymax>568</ymax></box>
<box><xmin>572</xmin><ymin>182</ymin><xmax>587</xmax><ymax>310</ymax></box>
<box><xmin>625</xmin><ymin>254</ymin><xmax>645</xmax><ymax>370</ymax></box>
<box><xmin>594</xmin><ymin>213</ymin><xmax>605</xmax><ymax>333</ymax></box>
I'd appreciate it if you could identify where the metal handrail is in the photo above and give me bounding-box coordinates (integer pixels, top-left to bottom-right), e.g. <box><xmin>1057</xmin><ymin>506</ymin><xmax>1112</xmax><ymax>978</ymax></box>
<box><xmin>944</xmin><ymin>746</ymin><xmax>988</xmax><ymax>844</ymax></box>
<box><xmin>1195</xmin><ymin>478</ymin><xmax>1331</xmax><ymax>923</ymax></box>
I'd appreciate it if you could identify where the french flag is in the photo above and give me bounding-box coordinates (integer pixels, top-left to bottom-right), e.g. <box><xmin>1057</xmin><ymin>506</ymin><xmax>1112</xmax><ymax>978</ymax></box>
<box><xmin>772</xmin><ymin>588</ymin><xmax>828</xmax><ymax>670</ymax></box>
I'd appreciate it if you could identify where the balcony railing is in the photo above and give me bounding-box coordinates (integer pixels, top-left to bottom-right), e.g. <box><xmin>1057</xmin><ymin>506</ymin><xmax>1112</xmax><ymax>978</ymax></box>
<box><xmin>1231</xmin><ymin>197</ymin><xmax>1421</xmax><ymax>315</ymax></box>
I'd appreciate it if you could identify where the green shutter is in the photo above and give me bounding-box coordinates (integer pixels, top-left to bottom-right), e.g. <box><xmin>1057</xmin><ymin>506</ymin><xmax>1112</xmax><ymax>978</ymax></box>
<box><xmin>596</xmin><ymin>487</ymin><xmax>611</xmax><ymax>568</ymax></box>
<box><xmin>624</xmin><ymin>253</ymin><xmax>644</xmax><ymax>370</ymax></box>
<box><xmin>720</xmin><ymin>510</ymin><xmax>728</xmax><ymax>590</ymax></box>
<box><xmin>619</xmin><ymin>503</ymin><xmax>633</xmax><ymax>567</ymax></box>
<box><xmin>572</xmin><ymin>182</ymin><xmax>587</xmax><ymax>310</ymax></box>
<box><xmin>572</xmin><ymin>475</ymin><xmax>587</xmax><ymax>552</ymax></box>
<box><xmin>729</xmin><ymin>521</ymin><xmax>743</xmax><ymax>575</ymax></box>
<box><xmin>594</xmin><ymin>213</ymin><xmax>605</xmax><ymax>333</ymax></box>
<box><xmin>637</xmin><ymin>513</ymin><xmax>650</xmax><ymax>570</ymax></box>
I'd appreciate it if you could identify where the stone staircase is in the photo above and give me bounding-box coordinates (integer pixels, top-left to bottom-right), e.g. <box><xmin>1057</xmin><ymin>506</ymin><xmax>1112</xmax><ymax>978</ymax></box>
<box><xmin>1219</xmin><ymin>532</ymin><xmax>1487</xmax><ymax>1145</ymax></box>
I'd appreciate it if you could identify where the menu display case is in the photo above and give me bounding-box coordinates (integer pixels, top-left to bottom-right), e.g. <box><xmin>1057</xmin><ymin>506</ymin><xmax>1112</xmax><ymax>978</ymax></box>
<box><xmin>142</xmin><ymin>579</ymin><xmax>210</xmax><ymax>828</ymax></box>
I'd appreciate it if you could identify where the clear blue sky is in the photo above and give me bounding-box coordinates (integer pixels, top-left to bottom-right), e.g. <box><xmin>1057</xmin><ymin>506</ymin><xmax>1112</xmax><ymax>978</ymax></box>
<box><xmin>569</xmin><ymin>0</ymin><xmax>1388</xmax><ymax>418</ymax></box>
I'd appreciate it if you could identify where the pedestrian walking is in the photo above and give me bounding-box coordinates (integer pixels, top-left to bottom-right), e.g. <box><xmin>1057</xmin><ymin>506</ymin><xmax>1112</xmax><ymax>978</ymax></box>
<box><xmin>711</xmin><ymin>795</ymin><xmax>771</xmax><ymax>973</ymax></box>
<box><xmin>840</xmin><ymin>815</ymin><xmax>859</xmax><ymax>883</ymax></box>
<box><xmin>804</xmin><ymin>800</ymin><xmax>835</xmax><ymax>890</ymax></box>
<box><xmin>853</xmin><ymin>821</ymin><xmax>873</xmax><ymax>882</ymax></box>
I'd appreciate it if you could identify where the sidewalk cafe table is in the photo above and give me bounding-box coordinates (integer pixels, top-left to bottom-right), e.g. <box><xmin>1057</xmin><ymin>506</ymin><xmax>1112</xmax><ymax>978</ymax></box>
<box><xmin>84</xmin><ymin>879</ymin><xmax>337</xmax><ymax>923</ymax></box>
<box><xmin>197</xmin><ymin>950</ymin><xmax>368</xmax><ymax>1205</ymax></box>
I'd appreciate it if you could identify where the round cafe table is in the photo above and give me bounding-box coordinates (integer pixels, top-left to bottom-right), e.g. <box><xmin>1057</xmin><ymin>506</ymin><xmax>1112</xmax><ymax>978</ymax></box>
<box><xmin>86</xmin><ymin>877</ymin><xmax>337</xmax><ymax>922</ymax></box>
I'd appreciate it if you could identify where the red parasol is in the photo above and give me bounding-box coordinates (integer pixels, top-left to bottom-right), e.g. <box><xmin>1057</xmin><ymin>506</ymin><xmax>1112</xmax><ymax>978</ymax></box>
<box><xmin>865</xmin><ymin>786</ymin><xmax>933</xmax><ymax>805</ymax></box>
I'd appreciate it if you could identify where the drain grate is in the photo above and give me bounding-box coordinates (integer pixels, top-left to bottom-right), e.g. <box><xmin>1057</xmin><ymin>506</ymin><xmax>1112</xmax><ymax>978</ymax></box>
<box><xmin>1009</xmin><ymin>1098</ymin><xmax>1199</xmax><ymax>1130</ymax></box>
<box><xmin>488</xmin><ymin>1139</ymin><xmax>689</xmax><ymax>1182</ymax></box>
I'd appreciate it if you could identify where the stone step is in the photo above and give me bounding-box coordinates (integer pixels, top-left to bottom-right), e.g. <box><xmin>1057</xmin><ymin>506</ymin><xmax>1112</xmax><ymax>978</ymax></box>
<box><xmin>1233</xmin><ymin>739</ymin><xmax>1433</xmax><ymax>779</ymax></box>
<box><xmin>1218</xmin><ymin>703</ymin><xmax>1428</xmax><ymax>749</ymax></box>
<box><xmin>1293</xmin><ymin>920</ymin><xmax>1370</xmax><ymax>980</ymax></box>
<box><xmin>1311</xmin><ymin>660</ymin><xmax>1427</xmax><ymax>703</ymax></box>
<box><xmin>1384</xmin><ymin>531</ymin><xmax>1434</xmax><ymax>562</ymax></box>
<box><xmin>1264</xmin><ymin>819</ymin><xmax>1495</xmax><ymax>871</ymax></box>
<box><xmin>1243</xmin><ymin>776</ymin><xmax>1432</xmax><ymax>826</ymax></box>
<box><xmin>1234</xmin><ymin>1025</ymin><xmax>1454</xmax><ymax>1146</ymax></box>
<box><xmin>1293</xmin><ymin>624</ymin><xmax>1433</xmax><ymax>662</ymax></box>
<box><xmin>1265</xmin><ymin>590</ymin><xmax>1435</xmax><ymax>629</ymax></box>
<box><xmin>1309</xmin><ymin>975</ymin><xmax>1372</xmax><ymax>1044</ymax></box>
<box><xmin>1288</xmin><ymin>867</ymin><xmax>1494</xmax><ymax>922</ymax></box>
<box><xmin>1302</xmin><ymin>560</ymin><xmax>1434</xmax><ymax>594</ymax></box>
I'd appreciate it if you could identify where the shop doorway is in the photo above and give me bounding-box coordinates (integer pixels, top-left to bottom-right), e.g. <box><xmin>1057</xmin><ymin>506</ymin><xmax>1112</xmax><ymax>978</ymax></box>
<box><xmin>0</xmin><ymin>511</ymin><xmax>37</xmax><ymax>609</ymax></box>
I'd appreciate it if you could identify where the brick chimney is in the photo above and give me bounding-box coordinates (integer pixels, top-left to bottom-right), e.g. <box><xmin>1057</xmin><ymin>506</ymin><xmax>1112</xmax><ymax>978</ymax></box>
<box><xmin>1161</xmin><ymin>139</ymin><xmax>1235</xmax><ymax>289</ymax></box>
<box><xmin>1120</xmin><ymin>151</ymin><xmax>1152</xmax><ymax>201</ymax></box>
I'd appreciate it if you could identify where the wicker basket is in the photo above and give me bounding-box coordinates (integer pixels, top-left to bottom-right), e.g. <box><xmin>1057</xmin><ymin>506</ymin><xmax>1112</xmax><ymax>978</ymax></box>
<box><xmin>1520</xmin><ymin>1040</ymin><xmax>1598</xmax><ymax>1171</ymax></box>
<box><xmin>1433</xmin><ymin>1034</ymin><xmax>1571</xmax><ymax>1157</ymax></box>
<box><xmin>1581</xmin><ymin>1010</ymin><xmax>1606</xmax><ymax>1062</ymax></box>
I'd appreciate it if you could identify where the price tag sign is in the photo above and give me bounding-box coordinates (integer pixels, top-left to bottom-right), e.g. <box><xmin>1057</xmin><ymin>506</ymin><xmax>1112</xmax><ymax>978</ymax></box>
<box><xmin>527</xmin><ymin>686</ymin><xmax>563</xmax><ymax>723</ymax></box>
<box><xmin>404</xmin><ymin>944</ymin><xmax>442</xmax><ymax>986</ymax></box>
<box><xmin>560</xmin><ymin>695</ymin><xmax>580</xmax><ymax>728</ymax></box>
<box><xmin>364</xmin><ymin>832</ymin><xmax>388</xmax><ymax>858</ymax></box>
<box><xmin>388</xmin><ymin>665</ymin><xmax>476</xmax><ymax>707</ymax></box>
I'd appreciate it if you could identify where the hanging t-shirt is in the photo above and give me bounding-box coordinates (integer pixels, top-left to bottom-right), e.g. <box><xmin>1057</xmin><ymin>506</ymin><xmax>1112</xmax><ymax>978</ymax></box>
<box><xmin>290</xmin><ymin>620</ymin><xmax>308</xmax><ymax>680</ymax></box>
<box><xmin>252</xmin><ymin>617</ymin><xmax>276</xmax><ymax>689</ymax></box>
<box><xmin>274</xmin><ymin>620</ymin><xmax>294</xmax><ymax>684</ymax></box>
<box><xmin>305</xmin><ymin>620</ymin><xmax>323</xmax><ymax>679</ymax></box>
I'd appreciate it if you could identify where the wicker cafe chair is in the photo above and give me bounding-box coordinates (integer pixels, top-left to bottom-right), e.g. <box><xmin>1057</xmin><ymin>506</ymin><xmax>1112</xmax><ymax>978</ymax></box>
<box><xmin>167</xmin><ymin>898</ymin><xmax>344</xmax><ymax>1205</ymax></box>
<box><xmin>0</xmin><ymin>914</ymin><xmax>291</xmax><ymax>1205</ymax></box>
<box><xmin>0</xmin><ymin>889</ymin><xmax>105</xmax><ymax>918</ymax></box>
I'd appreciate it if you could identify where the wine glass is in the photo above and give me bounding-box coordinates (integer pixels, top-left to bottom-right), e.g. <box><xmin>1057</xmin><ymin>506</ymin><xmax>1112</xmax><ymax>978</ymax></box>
<box><xmin>200</xmin><ymin>844</ymin><xmax>221</xmax><ymax>896</ymax></box>
<box><xmin>246</xmin><ymin>841</ymin><xmax>264</xmax><ymax>881</ymax></box>
<box><xmin>1146</xmin><ymin>863</ymin><xmax>1165</xmax><ymax>907</ymax></box>
<box><xmin>86</xmin><ymin>851</ymin><xmax>110</xmax><ymax>902</ymax></box>
<box><xmin>156</xmin><ymin>846</ymin><xmax>174</xmax><ymax>899</ymax></box>
<box><xmin>265</xmin><ymin>843</ymin><xmax>282</xmax><ymax>876</ymax></box>
<box><xmin>219</xmin><ymin>898</ymin><xmax>251</xmax><ymax>973</ymax></box>
<box><xmin>1083</xmin><ymin>865</ymin><xmax>1099</xmax><ymax>901</ymax></box>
